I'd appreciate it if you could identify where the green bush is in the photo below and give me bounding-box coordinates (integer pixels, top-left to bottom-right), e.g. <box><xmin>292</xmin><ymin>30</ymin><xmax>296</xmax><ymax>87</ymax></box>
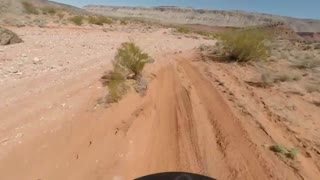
<box><xmin>88</xmin><ymin>16</ymin><xmax>113</xmax><ymax>25</ymax></box>
<box><xmin>41</xmin><ymin>6</ymin><xmax>57</xmax><ymax>15</ymax></box>
<box><xmin>69</xmin><ymin>16</ymin><xmax>84</xmax><ymax>26</ymax></box>
<box><xmin>22</xmin><ymin>2</ymin><xmax>39</xmax><ymax>14</ymax></box>
<box><xmin>114</xmin><ymin>42</ymin><xmax>150</xmax><ymax>79</ymax></box>
<box><xmin>101</xmin><ymin>42</ymin><xmax>150</xmax><ymax>103</ymax></box>
<box><xmin>220</xmin><ymin>29</ymin><xmax>271</xmax><ymax>62</ymax></box>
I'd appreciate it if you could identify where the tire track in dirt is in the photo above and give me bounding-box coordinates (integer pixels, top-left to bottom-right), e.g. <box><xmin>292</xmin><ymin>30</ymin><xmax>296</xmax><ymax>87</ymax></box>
<box><xmin>177</xmin><ymin>60</ymin><xmax>274</xmax><ymax>180</ymax></box>
<box><xmin>123</xmin><ymin>59</ymin><xmax>282</xmax><ymax>180</ymax></box>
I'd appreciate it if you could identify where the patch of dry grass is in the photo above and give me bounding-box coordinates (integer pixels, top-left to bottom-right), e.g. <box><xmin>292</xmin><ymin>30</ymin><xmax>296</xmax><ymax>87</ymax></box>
<box><xmin>291</xmin><ymin>56</ymin><xmax>320</xmax><ymax>69</ymax></box>
<box><xmin>176</xmin><ymin>27</ymin><xmax>191</xmax><ymax>34</ymax></box>
<box><xmin>41</xmin><ymin>6</ymin><xmax>57</xmax><ymax>15</ymax></box>
<box><xmin>88</xmin><ymin>16</ymin><xmax>113</xmax><ymax>26</ymax></box>
<box><xmin>69</xmin><ymin>15</ymin><xmax>84</xmax><ymax>26</ymax></box>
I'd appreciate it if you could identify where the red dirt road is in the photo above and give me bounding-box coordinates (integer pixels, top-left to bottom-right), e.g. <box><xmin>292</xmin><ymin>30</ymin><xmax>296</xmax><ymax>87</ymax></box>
<box><xmin>1</xmin><ymin>54</ymin><xmax>320</xmax><ymax>179</ymax></box>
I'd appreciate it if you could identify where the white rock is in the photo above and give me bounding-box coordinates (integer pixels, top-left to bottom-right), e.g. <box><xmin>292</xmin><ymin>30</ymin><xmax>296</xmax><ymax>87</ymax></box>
<box><xmin>33</xmin><ymin>57</ymin><xmax>41</xmax><ymax>64</ymax></box>
<box><xmin>21</xmin><ymin>54</ymin><xmax>27</xmax><ymax>57</ymax></box>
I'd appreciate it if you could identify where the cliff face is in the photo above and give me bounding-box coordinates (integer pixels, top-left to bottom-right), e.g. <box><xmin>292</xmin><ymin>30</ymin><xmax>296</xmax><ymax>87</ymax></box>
<box><xmin>84</xmin><ymin>5</ymin><xmax>320</xmax><ymax>32</ymax></box>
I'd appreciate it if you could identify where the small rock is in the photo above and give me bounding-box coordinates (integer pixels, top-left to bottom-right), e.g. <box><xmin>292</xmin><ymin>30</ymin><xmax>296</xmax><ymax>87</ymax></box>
<box><xmin>33</xmin><ymin>57</ymin><xmax>41</xmax><ymax>64</ymax></box>
<box><xmin>134</xmin><ymin>76</ymin><xmax>148</xmax><ymax>97</ymax></box>
<box><xmin>21</xmin><ymin>54</ymin><xmax>27</xmax><ymax>57</ymax></box>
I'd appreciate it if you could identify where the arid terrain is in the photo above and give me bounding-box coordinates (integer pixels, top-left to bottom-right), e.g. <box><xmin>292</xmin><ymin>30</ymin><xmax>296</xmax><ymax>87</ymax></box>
<box><xmin>84</xmin><ymin>5</ymin><xmax>320</xmax><ymax>32</ymax></box>
<box><xmin>1</xmin><ymin>1</ymin><xmax>320</xmax><ymax>180</ymax></box>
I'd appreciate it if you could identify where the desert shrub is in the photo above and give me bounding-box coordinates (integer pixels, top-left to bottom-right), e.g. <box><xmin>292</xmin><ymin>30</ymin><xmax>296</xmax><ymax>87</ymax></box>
<box><xmin>305</xmin><ymin>84</ymin><xmax>320</xmax><ymax>93</ymax></box>
<box><xmin>34</xmin><ymin>19</ymin><xmax>46</xmax><ymax>28</ymax></box>
<box><xmin>194</xmin><ymin>31</ymin><xmax>216</xmax><ymax>38</ymax></box>
<box><xmin>114</xmin><ymin>42</ymin><xmax>150</xmax><ymax>79</ymax></box>
<box><xmin>88</xmin><ymin>16</ymin><xmax>113</xmax><ymax>25</ymax></box>
<box><xmin>270</xmin><ymin>144</ymin><xmax>298</xmax><ymax>160</ymax></box>
<box><xmin>101</xmin><ymin>42</ymin><xmax>150</xmax><ymax>103</ymax></box>
<box><xmin>69</xmin><ymin>16</ymin><xmax>84</xmax><ymax>26</ymax></box>
<box><xmin>286</xmin><ymin>149</ymin><xmax>298</xmax><ymax>160</ymax></box>
<box><xmin>57</xmin><ymin>12</ymin><xmax>65</xmax><ymax>20</ymax></box>
<box><xmin>314</xmin><ymin>43</ymin><xmax>320</xmax><ymax>50</ymax></box>
<box><xmin>104</xmin><ymin>70</ymin><xmax>128</xmax><ymax>103</ymax></box>
<box><xmin>291</xmin><ymin>57</ymin><xmax>320</xmax><ymax>69</ymax></box>
<box><xmin>274</xmin><ymin>73</ymin><xmax>300</xmax><ymax>83</ymax></box>
<box><xmin>22</xmin><ymin>2</ymin><xmax>39</xmax><ymax>14</ymax></box>
<box><xmin>120</xmin><ymin>20</ymin><xmax>128</xmax><ymax>25</ymax></box>
<box><xmin>270</xmin><ymin>144</ymin><xmax>287</xmax><ymax>154</ymax></box>
<box><xmin>220</xmin><ymin>29</ymin><xmax>271</xmax><ymax>62</ymax></box>
<box><xmin>41</xmin><ymin>6</ymin><xmax>57</xmax><ymax>15</ymax></box>
<box><xmin>177</xmin><ymin>27</ymin><xmax>191</xmax><ymax>34</ymax></box>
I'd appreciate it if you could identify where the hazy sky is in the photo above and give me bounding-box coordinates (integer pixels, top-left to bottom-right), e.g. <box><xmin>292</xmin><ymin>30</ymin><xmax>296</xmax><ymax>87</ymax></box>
<box><xmin>52</xmin><ymin>0</ymin><xmax>320</xmax><ymax>19</ymax></box>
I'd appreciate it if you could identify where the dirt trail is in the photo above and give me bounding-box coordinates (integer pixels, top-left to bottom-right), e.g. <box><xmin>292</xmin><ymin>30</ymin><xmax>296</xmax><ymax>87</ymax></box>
<box><xmin>1</xmin><ymin>49</ymin><xmax>320</xmax><ymax>179</ymax></box>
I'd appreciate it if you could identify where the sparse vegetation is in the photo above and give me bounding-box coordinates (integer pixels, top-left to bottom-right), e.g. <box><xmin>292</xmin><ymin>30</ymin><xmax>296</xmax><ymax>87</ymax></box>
<box><xmin>41</xmin><ymin>6</ymin><xmax>57</xmax><ymax>15</ymax></box>
<box><xmin>219</xmin><ymin>29</ymin><xmax>271</xmax><ymax>62</ymax></box>
<box><xmin>22</xmin><ymin>2</ymin><xmax>39</xmax><ymax>15</ymax></box>
<box><xmin>57</xmin><ymin>12</ymin><xmax>65</xmax><ymax>20</ymax></box>
<box><xmin>88</xmin><ymin>16</ymin><xmax>113</xmax><ymax>26</ymax></box>
<box><xmin>34</xmin><ymin>19</ymin><xmax>46</xmax><ymax>28</ymax></box>
<box><xmin>114</xmin><ymin>42</ymin><xmax>150</xmax><ymax>79</ymax></box>
<box><xmin>120</xmin><ymin>20</ymin><xmax>128</xmax><ymax>25</ymax></box>
<box><xmin>286</xmin><ymin>149</ymin><xmax>298</xmax><ymax>160</ymax></box>
<box><xmin>270</xmin><ymin>144</ymin><xmax>298</xmax><ymax>160</ymax></box>
<box><xmin>101</xmin><ymin>42</ymin><xmax>151</xmax><ymax>103</ymax></box>
<box><xmin>103</xmin><ymin>70</ymin><xmax>129</xmax><ymax>103</ymax></box>
<box><xmin>273</xmin><ymin>73</ymin><xmax>301</xmax><ymax>83</ymax></box>
<box><xmin>177</xmin><ymin>27</ymin><xmax>191</xmax><ymax>34</ymax></box>
<box><xmin>305</xmin><ymin>84</ymin><xmax>320</xmax><ymax>93</ymax></box>
<box><xmin>291</xmin><ymin>57</ymin><xmax>320</xmax><ymax>69</ymax></box>
<box><xmin>247</xmin><ymin>71</ymin><xmax>301</xmax><ymax>88</ymax></box>
<box><xmin>314</xmin><ymin>43</ymin><xmax>320</xmax><ymax>50</ymax></box>
<box><xmin>69</xmin><ymin>16</ymin><xmax>84</xmax><ymax>26</ymax></box>
<box><xmin>194</xmin><ymin>31</ymin><xmax>216</xmax><ymax>38</ymax></box>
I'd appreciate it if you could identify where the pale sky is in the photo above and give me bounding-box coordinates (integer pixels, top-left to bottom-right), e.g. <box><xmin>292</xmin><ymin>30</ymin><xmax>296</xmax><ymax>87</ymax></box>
<box><xmin>52</xmin><ymin>0</ymin><xmax>320</xmax><ymax>19</ymax></box>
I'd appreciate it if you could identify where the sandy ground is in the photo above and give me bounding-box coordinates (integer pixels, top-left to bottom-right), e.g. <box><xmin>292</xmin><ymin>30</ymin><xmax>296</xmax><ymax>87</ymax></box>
<box><xmin>1</xmin><ymin>25</ymin><xmax>320</xmax><ymax>180</ymax></box>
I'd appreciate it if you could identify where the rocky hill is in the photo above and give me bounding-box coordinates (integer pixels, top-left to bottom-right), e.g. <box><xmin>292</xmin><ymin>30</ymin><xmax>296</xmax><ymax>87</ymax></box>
<box><xmin>0</xmin><ymin>0</ymin><xmax>88</xmax><ymax>25</ymax></box>
<box><xmin>84</xmin><ymin>5</ymin><xmax>320</xmax><ymax>32</ymax></box>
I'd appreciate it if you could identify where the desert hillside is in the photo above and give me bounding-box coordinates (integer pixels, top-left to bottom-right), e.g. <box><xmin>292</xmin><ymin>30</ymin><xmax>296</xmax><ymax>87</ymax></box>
<box><xmin>84</xmin><ymin>5</ymin><xmax>320</xmax><ymax>32</ymax></box>
<box><xmin>0</xmin><ymin>0</ymin><xmax>88</xmax><ymax>25</ymax></box>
